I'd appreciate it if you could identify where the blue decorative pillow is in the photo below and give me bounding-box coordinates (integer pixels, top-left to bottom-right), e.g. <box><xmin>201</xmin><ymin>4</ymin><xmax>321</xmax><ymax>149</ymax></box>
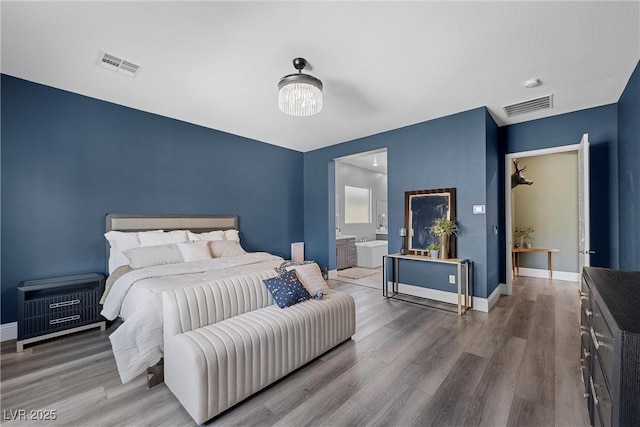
<box><xmin>263</xmin><ymin>270</ymin><xmax>311</xmax><ymax>308</ymax></box>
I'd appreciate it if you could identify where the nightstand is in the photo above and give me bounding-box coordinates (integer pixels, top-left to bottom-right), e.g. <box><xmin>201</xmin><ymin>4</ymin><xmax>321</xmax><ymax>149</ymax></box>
<box><xmin>17</xmin><ymin>273</ymin><xmax>106</xmax><ymax>352</ymax></box>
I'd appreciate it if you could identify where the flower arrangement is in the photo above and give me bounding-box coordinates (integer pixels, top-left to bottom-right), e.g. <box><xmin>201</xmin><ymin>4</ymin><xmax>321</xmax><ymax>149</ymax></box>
<box><xmin>514</xmin><ymin>226</ymin><xmax>535</xmax><ymax>247</ymax></box>
<box><xmin>429</xmin><ymin>217</ymin><xmax>459</xmax><ymax>237</ymax></box>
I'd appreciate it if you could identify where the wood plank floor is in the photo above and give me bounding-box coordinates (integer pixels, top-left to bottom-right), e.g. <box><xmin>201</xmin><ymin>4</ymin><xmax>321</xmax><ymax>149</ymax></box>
<box><xmin>0</xmin><ymin>276</ymin><xmax>590</xmax><ymax>426</ymax></box>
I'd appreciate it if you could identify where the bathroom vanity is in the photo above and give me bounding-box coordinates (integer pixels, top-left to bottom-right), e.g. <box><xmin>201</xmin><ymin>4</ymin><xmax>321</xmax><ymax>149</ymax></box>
<box><xmin>336</xmin><ymin>235</ymin><xmax>356</xmax><ymax>270</ymax></box>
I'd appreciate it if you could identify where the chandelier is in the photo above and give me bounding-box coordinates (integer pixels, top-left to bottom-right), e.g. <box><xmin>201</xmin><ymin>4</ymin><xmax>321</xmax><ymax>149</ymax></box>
<box><xmin>278</xmin><ymin>58</ymin><xmax>323</xmax><ymax>117</ymax></box>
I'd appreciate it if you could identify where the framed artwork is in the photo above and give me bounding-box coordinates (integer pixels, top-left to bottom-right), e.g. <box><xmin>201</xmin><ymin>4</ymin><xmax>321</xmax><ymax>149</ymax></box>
<box><xmin>404</xmin><ymin>188</ymin><xmax>456</xmax><ymax>256</ymax></box>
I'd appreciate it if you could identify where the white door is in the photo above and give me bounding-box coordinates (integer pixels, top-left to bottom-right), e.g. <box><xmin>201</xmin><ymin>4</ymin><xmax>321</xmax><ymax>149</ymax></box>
<box><xmin>578</xmin><ymin>133</ymin><xmax>591</xmax><ymax>271</ymax></box>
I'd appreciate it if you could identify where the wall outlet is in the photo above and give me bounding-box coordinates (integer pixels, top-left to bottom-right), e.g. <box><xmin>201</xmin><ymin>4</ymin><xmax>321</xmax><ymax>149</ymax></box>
<box><xmin>449</xmin><ymin>275</ymin><xmax>456</xmax><ymax>284</ymax></box>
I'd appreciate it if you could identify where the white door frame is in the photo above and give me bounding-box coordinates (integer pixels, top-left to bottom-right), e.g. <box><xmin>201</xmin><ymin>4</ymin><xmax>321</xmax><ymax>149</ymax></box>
<box><xmin>578</xmin><ymin>134</ymin><xmax>591</xmax><ymax>271</ymax></box>
<box><xmin>504</xmin><ymin>143</ymin><xmax>580</xmax><ymax>295</ymax></box>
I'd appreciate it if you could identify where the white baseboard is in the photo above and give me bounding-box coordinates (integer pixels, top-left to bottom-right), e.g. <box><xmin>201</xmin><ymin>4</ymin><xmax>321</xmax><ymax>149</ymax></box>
<box><xmin>328</xmin><ymin>269</ymin><xmax>338</xmax><ymax>279</ymax></box>
<box><xmin>517</xmin><ymin>267</ymin><xmax>579</xmax><ymax>282</ymax></box>
<box><xmin>394</xmin><ymin>283</ymin><xmax>492</xmax><ymax>313</ymax></box>
<box><xmin>487</xmin><ymin>283</ymin><xmax>506</xmax><ymax>310</ymax></box>
<box><xmin>1</xmin><ymin>322</ymin><xmax>17</xmax><ymax>342</ymax></box>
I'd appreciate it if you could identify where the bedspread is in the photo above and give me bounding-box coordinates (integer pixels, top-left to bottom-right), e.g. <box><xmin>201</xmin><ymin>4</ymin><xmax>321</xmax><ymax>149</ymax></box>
<box><xmin>101</xmin><ymin>252</ymin><xmax>284</xmax><ymax>383</ymax></box>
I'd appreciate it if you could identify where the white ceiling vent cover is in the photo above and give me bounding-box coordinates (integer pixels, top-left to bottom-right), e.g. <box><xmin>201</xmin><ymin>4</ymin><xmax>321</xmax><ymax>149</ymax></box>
<box><xmin>503</xmin><ymin>94</ymin><xmax>553</xmax><ymax>117</ymax></box>
<box><xmin>97</xmin><ymin>51</ymin><xmax>141</xmax><ymax>77</ymax></box>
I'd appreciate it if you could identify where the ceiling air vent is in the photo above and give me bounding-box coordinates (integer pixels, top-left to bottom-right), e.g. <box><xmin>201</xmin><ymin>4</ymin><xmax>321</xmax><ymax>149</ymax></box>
<box><xmin>97</xmin><ymin>51</ymin><xmax>141</xmax><ymax>77</ymax></box>
<box><xmin>503</xmin><ymin>94</ymin><xmax>553</xmax><ymax>118</ymax></box>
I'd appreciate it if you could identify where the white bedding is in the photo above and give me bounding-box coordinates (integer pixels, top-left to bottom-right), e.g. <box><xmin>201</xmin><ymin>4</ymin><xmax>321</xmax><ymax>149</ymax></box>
<box><xmin>101</xmin><ymin>252</ymin><xmax>284</xmax><ymax>383</ymax></box>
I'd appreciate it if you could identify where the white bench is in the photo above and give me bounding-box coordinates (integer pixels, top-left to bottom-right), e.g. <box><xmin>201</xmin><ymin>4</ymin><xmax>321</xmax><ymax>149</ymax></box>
<box><xmin>162</xmin><ymin>272</ymin><xmax>356</xmax><ymax>424</ymax></box>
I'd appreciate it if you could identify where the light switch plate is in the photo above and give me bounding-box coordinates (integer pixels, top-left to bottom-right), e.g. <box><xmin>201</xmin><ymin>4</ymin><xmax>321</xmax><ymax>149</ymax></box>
<box><xmin>473</xmin><ymin>204</ymin><xmax>485</xmax><ymax>214</ymax></box>
<box><xmin>449</xmin><ymin>275</ymin><xmax>456</xmax><ymax>284</ymax></box>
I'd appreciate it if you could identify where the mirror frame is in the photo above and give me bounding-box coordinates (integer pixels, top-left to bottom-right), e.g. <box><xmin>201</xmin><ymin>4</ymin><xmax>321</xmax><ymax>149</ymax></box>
<box><xmin>404</xmin><ymin>187</ymin><xmax>456</xmax><ymax>257</ymax></box>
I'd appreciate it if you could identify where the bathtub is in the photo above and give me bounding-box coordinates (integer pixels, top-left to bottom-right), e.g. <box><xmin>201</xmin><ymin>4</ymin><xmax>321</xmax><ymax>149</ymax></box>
<box><xmin>355</xmin><ymin>240</ymin><xmax>388</xmax><ymax>268</ymax></box>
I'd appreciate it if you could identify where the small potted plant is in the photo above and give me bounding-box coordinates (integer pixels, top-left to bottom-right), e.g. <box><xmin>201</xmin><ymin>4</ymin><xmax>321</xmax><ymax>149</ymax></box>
<box><xmin>426</xmin><ymin>242</ymin><xmax>440</xmax><ymax>259</ymax></box>
<box><xmin>429</xmin><ymin>217</ymin><xmax>458</xmax><ymax>259</ymax></box>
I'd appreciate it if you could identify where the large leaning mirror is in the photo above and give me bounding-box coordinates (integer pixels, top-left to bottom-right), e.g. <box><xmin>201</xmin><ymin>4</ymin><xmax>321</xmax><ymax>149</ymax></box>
<box><xmin>404</xmin><ymin>188</ymin><xmax>456</xmax><ymax>257</ymax></box>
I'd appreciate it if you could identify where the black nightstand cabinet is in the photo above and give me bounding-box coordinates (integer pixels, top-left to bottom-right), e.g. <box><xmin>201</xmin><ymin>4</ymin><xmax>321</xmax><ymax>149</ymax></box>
<box><xmin>582</xmin><ymin>267</ymin><xmax>640</xmax><ymax>427</ymax></box>
<box><xmin>17</xmin><ymin>273</ymin><xmax>106</xmax><ymax>351</ymax></box>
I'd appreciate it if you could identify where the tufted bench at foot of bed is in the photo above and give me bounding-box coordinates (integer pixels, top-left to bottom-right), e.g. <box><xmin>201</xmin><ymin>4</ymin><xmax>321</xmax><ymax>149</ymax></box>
<box><xmin>162</xmin><ymin>273</ymin><xmax>356</xmax><ymax>425</ymax></box>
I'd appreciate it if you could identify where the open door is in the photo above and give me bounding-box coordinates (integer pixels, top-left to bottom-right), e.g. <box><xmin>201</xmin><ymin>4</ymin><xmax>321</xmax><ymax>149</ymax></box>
<box><xmin>578</xmin><ymin>133</ymin><xmax>592</xmax><ymax>271</ymax></box>
<box><xmin>506</xmin><ymin>136</ymin><xmax>587</xmax><ymax>294</ymax></box>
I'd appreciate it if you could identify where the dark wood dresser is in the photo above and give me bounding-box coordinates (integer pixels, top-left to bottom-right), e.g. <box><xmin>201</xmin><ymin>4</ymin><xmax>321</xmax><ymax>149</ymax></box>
<box><xmin>580</xmin><ymin>267</ymin><xmax>640</xmax><ymax>427</ymax></box>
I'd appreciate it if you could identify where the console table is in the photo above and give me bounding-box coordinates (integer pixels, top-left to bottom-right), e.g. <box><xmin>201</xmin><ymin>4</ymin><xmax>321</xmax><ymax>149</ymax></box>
<box><xmin>511</xmin><ymin>247</ymin><xmax>559</xmax><ymax>279</ymax></box>
<box><xmin>382</xmin><ymin>253</ymin><xmax>471</xmax><ymax>315</ymax></box>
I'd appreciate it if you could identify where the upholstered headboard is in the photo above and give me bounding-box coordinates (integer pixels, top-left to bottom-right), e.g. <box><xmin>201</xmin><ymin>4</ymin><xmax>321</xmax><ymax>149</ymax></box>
<box><xmin>105</xmin><ymin>214</ymin><xmax>238</xmax><ymax>272</ymax></box>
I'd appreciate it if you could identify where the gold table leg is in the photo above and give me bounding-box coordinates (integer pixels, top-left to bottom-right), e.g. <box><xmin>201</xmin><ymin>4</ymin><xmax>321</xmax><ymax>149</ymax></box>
<box><xmin>457</xmin><ymin>262</ymin><xmax>462</xmax><ymax>315</ymax></box>
<box><xmin>465</xmin><ymin>262</ymin><xmax>471</xmax><ymax>309</ymax></box>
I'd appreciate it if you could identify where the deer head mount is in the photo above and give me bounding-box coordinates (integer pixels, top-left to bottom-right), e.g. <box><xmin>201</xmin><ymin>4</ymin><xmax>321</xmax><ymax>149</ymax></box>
<box><xmin>511</xmin><ymin>159</ymin><xmax>533</xmax><ymax>189</ymax></box>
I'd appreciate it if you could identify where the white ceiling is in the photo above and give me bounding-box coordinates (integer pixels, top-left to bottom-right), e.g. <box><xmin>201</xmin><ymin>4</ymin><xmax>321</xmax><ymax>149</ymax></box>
<box><xmin>338</xmin><ymin>149</ymin><xmax>388</xmax><ymax>175</ymax></box>
<box><xmin>2</xmin><ymin>1</ymin><xmax>639</xmax><ymax>153</ymax></box>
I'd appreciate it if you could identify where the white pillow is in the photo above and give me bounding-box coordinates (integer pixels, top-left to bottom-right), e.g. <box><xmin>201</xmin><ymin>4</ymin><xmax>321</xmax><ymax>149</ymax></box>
<box><xmin>223</xmin><ymin>229</ymin><xmax>240</xmax><ymax>242</ymax></box>
<box><xmin>188</xmin><ymin>230</ymin><xmax>225</xmax><ymax>242</ymax></box>
<box><xmin>105</xmin><ymin>231</ymin><xmax>143</xmax><ymax>273</ymax></box>
<box><xmin>104</xmin><ymin>231</ymin><xmax>140</xmax><ymax>252</ymax></box>
<box><xmin>286</xmin><ymin>263</ymin><xmax>330</xmax><ymax>296</ymax></box>
<box><xmin>177</xmin><ymin>241</ymin><xmax>213</xmax><ymax>262</ymax></box>
<box><xmin>139</xmin><ymin>230</ymin><xmax>188</xmax><ymax>247</ymax></box>
<box><xmin>123</xmin><ymin>244</ymin><xmax>183</xmax><ymax>269</ymax></box>
<box><xmin>108</xmin><ymin>248</ymin><xmax>131</xmax><ymax>274</ymax></box>
<box><xmin>209</xmin><ymin>240</ymin><xmax>246</xmax><ymax>258</ymax></box>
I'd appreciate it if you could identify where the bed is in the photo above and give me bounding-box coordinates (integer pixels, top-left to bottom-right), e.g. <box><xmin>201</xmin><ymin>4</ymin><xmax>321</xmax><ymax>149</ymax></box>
<box><xmin>100</xmin><ymin>214</ymin><xmax>285</xmax><ymax>384</ymax></box>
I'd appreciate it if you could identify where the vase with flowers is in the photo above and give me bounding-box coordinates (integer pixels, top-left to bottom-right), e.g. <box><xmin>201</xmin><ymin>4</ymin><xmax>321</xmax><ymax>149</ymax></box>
<box><xmin>513</xmin><ymin>226</ymin><xmax>535</xmax><ymax>248</ymax></box>
<box><xmin>429</xmin><ymin>217</ymin><xmax>458</xmax><ymax>259</ymax></box>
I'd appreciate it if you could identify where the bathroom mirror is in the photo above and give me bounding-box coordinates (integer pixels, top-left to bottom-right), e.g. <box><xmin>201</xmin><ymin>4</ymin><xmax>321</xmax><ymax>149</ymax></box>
<box><xmin>404</xmin><ymin>188</ymin><xmax>456</xmax><ymax>256</ymax></box>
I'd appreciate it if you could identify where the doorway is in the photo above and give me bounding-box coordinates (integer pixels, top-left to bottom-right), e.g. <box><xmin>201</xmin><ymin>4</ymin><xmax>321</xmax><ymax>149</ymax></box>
<box><xmin>505</xmin><ymin>135</ymin><xmax>589</xmax><ymax>294</ymax></box>
<box><xmin>333</xmin><ymin>149</ymin><xmax>388</xmax><ymax>288</ymax></box>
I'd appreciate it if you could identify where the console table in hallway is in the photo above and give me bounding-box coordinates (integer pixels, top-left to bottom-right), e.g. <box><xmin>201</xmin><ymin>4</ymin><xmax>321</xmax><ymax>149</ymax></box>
<box><xmin>512</xmin><ymin>247</ymin><xmax>560</xmax><ymax>279</ymax></box>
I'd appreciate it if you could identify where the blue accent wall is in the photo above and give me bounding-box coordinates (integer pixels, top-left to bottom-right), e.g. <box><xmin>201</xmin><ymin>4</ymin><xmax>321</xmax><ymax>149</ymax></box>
<box><xmin>304</xmin><ymin>107</ymin><xmax>498</xmax><ymax>299</ymax></box>
<box><xmin>502</xmin><ymin>104</ymin><xmax>619</xmax><ymax>269</ymax></box>
<box><xmin>1</xmin><ymin>74</ymin><xmax>304</xmax><ymax>323</ymax></box>
<box><xmin>618</xmin><ymin>59</ymin><xmax>640</xmax><ymax>270</ymax></box>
